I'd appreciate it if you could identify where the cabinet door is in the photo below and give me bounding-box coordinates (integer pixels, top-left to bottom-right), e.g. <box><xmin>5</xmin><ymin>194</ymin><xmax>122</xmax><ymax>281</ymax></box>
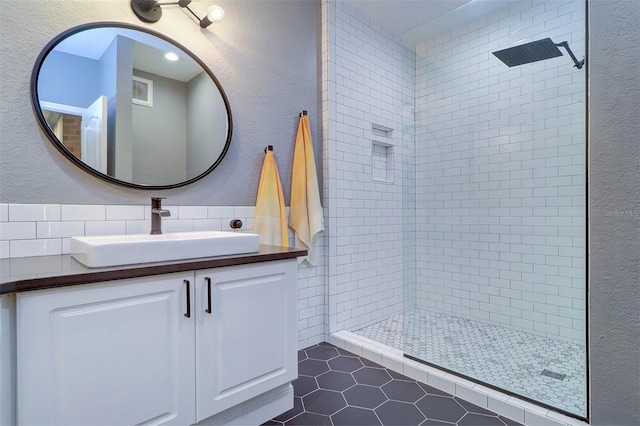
<box><xmin>16</xmin><ymin>273</ymin><xmax>196</xmax><ymax>426</ymax></box>
<box><xmin>195</xmin><ymin>260</ymin><xmax>297</xmax><ymax>421</ymax></box>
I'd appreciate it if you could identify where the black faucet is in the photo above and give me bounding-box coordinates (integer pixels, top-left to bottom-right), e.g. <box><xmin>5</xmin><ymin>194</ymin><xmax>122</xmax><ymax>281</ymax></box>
<box><xmin>150</xmin><ymin>197</ymin><xmax>171</xmax><ymax>235</ymax></box>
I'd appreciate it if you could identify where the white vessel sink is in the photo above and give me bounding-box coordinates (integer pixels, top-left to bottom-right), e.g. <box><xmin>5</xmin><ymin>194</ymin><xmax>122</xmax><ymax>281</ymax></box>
<box><xmin>70</xmin><ymin>231</ymin><xmax>260</xmax><ymax>268</ymax></box>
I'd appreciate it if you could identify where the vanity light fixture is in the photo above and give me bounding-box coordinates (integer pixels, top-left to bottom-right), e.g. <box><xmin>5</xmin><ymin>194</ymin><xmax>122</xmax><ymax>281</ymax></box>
<box><xmin>130</xmin><ymin>0</ymin><xmax>225</xmax><ymax>28</ymax></box>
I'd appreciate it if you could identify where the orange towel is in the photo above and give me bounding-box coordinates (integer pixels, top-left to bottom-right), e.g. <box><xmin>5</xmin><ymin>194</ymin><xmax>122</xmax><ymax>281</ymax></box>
<box><xmin>254</xmin><ymin>150</ymin><xmax>288</xmax><ymax>247</ymax></box>
<box><xmin>289</xmin><ymin>114</ymin><xmax>324</xmax><ymax>264</ymax></box>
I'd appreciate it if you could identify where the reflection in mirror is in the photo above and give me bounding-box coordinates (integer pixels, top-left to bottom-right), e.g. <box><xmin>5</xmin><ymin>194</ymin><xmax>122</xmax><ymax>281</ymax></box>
<box><xmin>32</xmin><ymin>23</ymin><xmax>232</xmax><ymax>189</ymax></box>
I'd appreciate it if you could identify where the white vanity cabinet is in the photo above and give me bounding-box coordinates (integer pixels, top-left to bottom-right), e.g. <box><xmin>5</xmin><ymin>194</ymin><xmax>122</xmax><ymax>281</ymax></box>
<box><xmin>194</xmin><ymin>260</ymin><xmax>298</xmax><ymax>422</ymax></box>
<box><xmin>15</xmin><ymin>259</ymin><xmax>298</xmax><ymax>426</ymax></box>
<box><xmin>17</xmin><ymin>272</ymin><xmax>196</xmax><ymax>426</ymax></box>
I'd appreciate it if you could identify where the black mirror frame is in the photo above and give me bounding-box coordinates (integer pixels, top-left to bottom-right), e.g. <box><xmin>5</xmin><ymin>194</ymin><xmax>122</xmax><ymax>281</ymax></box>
<box><xmin>30</xmin><ymin>22</ymin><xmax>233</xmax><ymax>190</ymax></box>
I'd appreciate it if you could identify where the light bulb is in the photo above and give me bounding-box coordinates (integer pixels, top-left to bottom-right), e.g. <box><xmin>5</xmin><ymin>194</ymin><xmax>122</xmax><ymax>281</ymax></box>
<box><xmin>164</xmin><ymin>52</ymin><xmax>179</xmax><ymax>61</ymax></box>
<box><xmin>207</xmin><ymin>5</ymin><xmax>225</xmax><ymax>23</ymax></box>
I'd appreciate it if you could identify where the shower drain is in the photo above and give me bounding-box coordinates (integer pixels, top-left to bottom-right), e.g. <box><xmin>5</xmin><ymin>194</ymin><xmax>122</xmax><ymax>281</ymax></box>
<box><xmin>541</xmin><ymin>369</ymin><xmax>566</xmax><ymax>381</ymax></box>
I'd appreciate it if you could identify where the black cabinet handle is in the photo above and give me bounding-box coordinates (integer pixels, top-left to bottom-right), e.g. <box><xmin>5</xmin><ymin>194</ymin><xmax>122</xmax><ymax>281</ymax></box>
<box><xmin>205</xmin><ymin>277</ymin><xmax>212</xmax><ymax>314</ymax></box>
<box><xmin>184</xmin><ymin>279</ymin><xmax>191</xmax><ymax>318</ymax></box>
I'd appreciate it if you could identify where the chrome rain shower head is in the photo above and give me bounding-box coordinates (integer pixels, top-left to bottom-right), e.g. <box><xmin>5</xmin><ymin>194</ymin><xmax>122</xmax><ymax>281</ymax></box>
<box><xmin>492</xmin><ymin>37</ymin><xmax>584</xmax><ymax>69</ymax></box>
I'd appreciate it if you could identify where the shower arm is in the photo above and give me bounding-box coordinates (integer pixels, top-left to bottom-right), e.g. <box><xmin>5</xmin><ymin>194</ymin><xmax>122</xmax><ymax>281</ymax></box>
<box><xmin>555</xmin><ymin>41</ymin><xmax>585</xmax><ymax>69</ymax></box>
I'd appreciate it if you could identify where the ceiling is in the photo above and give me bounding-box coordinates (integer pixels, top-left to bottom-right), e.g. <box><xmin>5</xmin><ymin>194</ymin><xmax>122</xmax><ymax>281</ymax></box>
<box><xmin>342</xmin><ymin>0</ymin><xmax>514</xmax><ymax>46</ymax></box>
<box><xmin>53</xmin><ymin>27</ymin><xmax>203</xmax><ymax>82</ymax></box>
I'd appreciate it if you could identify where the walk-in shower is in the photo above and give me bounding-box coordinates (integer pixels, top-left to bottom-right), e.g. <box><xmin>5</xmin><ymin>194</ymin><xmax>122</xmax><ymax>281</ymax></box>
<box><xmin>351</xmin><ymin>0</ymin><xmax>588</xmax><ymax>419</ymax></box>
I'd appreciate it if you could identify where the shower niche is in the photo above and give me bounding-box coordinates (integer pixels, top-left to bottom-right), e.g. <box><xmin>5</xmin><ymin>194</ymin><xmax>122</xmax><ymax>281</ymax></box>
<box><xmin>371</xmin><ymin>124</ymin><xmax>394</xmax><ymax>183</ymax></box>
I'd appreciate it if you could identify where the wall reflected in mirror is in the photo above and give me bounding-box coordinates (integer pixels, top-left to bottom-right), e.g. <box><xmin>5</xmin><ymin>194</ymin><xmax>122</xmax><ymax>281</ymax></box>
<box><xmin>33</xmin><ymin>24</ymin><xmax>232</xmax><ymax>189</ymax></box>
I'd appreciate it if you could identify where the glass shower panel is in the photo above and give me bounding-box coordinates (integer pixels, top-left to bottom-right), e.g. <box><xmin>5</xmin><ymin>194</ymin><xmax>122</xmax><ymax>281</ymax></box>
<box><xmin>406</xmin><ymin>0</ymin><xmax>587</xmax><ymax>418</ymax></box>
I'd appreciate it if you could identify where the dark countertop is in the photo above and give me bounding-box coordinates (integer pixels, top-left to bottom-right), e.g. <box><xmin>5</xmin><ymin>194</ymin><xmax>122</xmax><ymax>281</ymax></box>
<box><xmin>0</xmin><ymin>245</ymin><xmax>307</xmax><ymax>295</ymax></box>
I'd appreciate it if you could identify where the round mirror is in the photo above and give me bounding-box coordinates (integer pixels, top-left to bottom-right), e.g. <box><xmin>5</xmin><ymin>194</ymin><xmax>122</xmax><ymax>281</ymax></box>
<box><xmin>31</xmin><ymin>22</ymin><xmax>232</xmax><ymax>189</ymax></box>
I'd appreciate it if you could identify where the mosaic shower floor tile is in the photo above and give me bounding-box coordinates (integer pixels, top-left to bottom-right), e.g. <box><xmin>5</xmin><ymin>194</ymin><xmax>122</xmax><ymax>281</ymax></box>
<box><xmin>353</xmin><ymin>309</ymin><xmax>587</xmax><ymax>417</ymax></box>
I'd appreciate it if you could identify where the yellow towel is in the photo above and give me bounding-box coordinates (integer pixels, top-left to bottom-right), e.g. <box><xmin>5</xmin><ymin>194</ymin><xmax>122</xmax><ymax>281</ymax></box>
<box><xmin>289</xmin><ymin>114</ymin><xmax>324</xmax><ymax>265</ymax></box>
<box><xmin>254</xmin><ymin>150</ymin><xmax>288</xmax><ymax>247</ymax></box>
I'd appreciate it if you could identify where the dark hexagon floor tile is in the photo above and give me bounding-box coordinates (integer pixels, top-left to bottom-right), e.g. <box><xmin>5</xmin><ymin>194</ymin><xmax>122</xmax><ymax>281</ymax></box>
<box><xmin>415</xmin><ymin>395</ymin><xmax>467</xmax><ymax>423</ymax></box>
<box><xmin>316</xmin><ymin>370</ymin><xmax>356</xmax><ymax>392</ymax></box>
<box><xmin>420</xmin><ymin>419</ymin><xmax>455</xmax><ymax>426</ymax></box>
<box><xmin>336</xmin><ymin>347</ymin><xmax>357</xmax><ymax>356</ymax></box>
<box><xmin>293</xmin><ymin>375</ymin><xmax>318</xmax><ymax>397</ymax></box>
<box><xmin>298</xmin><ymin>358</ymin><xmax>329</xmax><ymax>376</ymax></box>
<box><xmin>306</xmin><ymin>345</ymin><xmax>340</xmax><ymax>361</ymax></box>
<box><xmin>328</xmin><ymin>355</ymin><xmax>364</xmax><ymax>372</ymax></box>
<box><xmin>273</xmin><ymin>396</ymin><xmax>304</xmax><ymax>422</ymax></box>
<box><xmin>361</xmin><ymin>357</ymin><xmax>385</xmax><ymax>368</ymax></box>
<box><xmin>343</xmin><ymin>384</ymin><xmax>388</xmax><ymax>409</ymax></box>
<box><xmin>382</xmin><ymin>380</ymin><xmax>426</xmax><ymax>403</ymax></box>
<box><xmin>302</xmin><ymin>389</ymin><xmax>347</xmax><ymax>416</ymax></box>
<box><xmin>353</xmin><ymin>366</ymin><xmax>393</xmax><ymax>386</ymax></box>
<box><xmin>387</xmin><ymin>369</ymin><xmax>414</xmax><ymax>381</ymax></box>
<box><xmin>455</xmin><ymin>397</ymin><xmax>496</xmax><ymax>416</ymax></box>
<box><xmin>458</xmin><ymin>413</ymin><xmax>507</xmax><ymax>425</ymax></box>
<box><xmin>285</xmin><ymin>412</ymin><xmax>332</xmax><ymax>425</ymax></box>
<box><xmin>297</xmin><ymin>351</ymin><xmax>307</xmax><ymax>362</ymax></box>
<box><xmin>261</xmin><ymin>420</ymin><xmax>282</xmax><ymax>426</ymax></box>
<box><xmin>418</xmin><ymin>382</ymin><xmax>451</xmax><ymax>396</ymax></box>
<box><xmin>332</xmin><ymin>406</ymin><xmax>382</xmax><ymax>425</ymax></box>
<box><xmin>375</xmin><ymin>400</ymin><xmax>426</xmax><ymax>426</ymax></box>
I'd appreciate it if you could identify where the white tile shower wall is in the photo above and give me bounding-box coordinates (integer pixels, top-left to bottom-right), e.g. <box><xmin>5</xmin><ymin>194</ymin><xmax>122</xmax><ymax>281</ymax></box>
<box><xmin>414</xmin><ymin>0</ymin><xmax>586</xmax><ymax>343</ymax></box>
<box><xmin>0</xmin><ymin>203</ymin><xmax>327</xmax><ymax>348</ymax></box>
<box><xmin>323</xmin><ymin>0</ymin><xmax>415</xmax><ymax>333</ymax></box>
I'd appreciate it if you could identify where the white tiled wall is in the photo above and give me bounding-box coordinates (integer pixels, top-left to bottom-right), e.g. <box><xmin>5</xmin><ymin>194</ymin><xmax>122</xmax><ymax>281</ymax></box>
<box><xmin>414</xmin><ymin>0</ymin><xmax>586</xmax><ymax>343</ymax></box>
<box><xmin>322</xmin><ymin>0</ymin><xmax>415</xmax><ymax>333</ymax></box>
<box><xmin>0</xmin><ymin>203</ymin><xmax>327</xmax><ymax>349</ymax></box>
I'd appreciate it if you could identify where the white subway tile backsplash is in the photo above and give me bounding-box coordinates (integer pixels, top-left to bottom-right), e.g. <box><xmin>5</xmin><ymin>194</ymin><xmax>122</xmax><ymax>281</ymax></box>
<box><xmin>106</xmin><ymin>205</ymin><xmax>145</xmax><ymax>221</ymax></box>
<box><xmin>126</xmin><ymin>220</ymin><xmax>150</xmax><ymax>235</ymax></box>
<box><xmin>193</xmin><ymin>219</ymin><xmax>223</xmax><ymax>232</ymax></box>
<box><xmin>163</xmin><ymin>220</ymin><xmax>194</xmax><ymax>233</ymax></box>
<box><xmin>85</xmin><ymin>221</ymin><xmax>127</xmax><ymax>236</ymax></box>
<box><xmin>10</xmin><ymin>239</ymin><xmax>62</xmax><ymax>257</ymax></box>
<box><xmin>9</xmin><ymin>204</ymin><xmax>61</xmax><ymax>222</ymax></box>
<box><xmin>207</xmin><ymin>206</ymin><xmax>234</xmax><ymax>219</ymax></box>
<box><xmin>233</xmin><ymin>206</ymin><xmax>255</xmax><ymax>219</ymax></box>
<box><xmin>61</xmin><ymin>238</ymin><xmax>71</xmax><ymax>255</ymax></box>
<box><xmin>178</xmin><ymin>206</ymin><xmax>208</xmax><ymax>219</ymax></box>
<box><xmin>0</xmin><ymin>241</ymin><xmax>9</xmax><ymax>259</ymax></box>
<box><xmin>36</xmin><ymin>221</ymin><xmax>84</xmax><ymax>239</ymax></box>
<box><xmin>0</xmin><ymin>204</ymin><xmax>8</xmax><ymax>222</ymax></box>
<box><xmin>0</xmin><ymin>222</ymin><xmax>36</xmax><ymax>240</ymax></box>
<box><xmin>61</xmin><ymin>205</ymin><xmax>106</xmax><ymax>221</ymax></box>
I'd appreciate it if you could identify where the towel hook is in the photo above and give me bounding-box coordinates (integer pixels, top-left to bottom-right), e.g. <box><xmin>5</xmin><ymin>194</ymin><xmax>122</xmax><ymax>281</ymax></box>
<box><xmin>264</xmin><ymin>145</ymin><xmax>273</xmax><ymax>153</ymax></box>
<box><xmin>299</xmin><ymin>110</ymin><xmax>307</xmax><ymax>117</ymax></box>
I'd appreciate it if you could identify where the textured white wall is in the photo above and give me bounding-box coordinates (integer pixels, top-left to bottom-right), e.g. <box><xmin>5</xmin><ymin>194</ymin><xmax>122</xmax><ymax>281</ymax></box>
<box><xmin>323</xmin><ymin>0</ymin><xmax>415</xmax><ymax>333</ymax></box>
<box><xmin>0</xmin><ymin>0</ymin><xmax>320</xmax><ymax>206</ymax></box>
<box><xmin>414</xmin><ymin>0</ymin><xmax>586</xmax><ymax>344</ymax></box>
<box><xmin>588</xmin><ymin>0</ymin><xmax>640</xmax><ymax>423</ymax></box>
